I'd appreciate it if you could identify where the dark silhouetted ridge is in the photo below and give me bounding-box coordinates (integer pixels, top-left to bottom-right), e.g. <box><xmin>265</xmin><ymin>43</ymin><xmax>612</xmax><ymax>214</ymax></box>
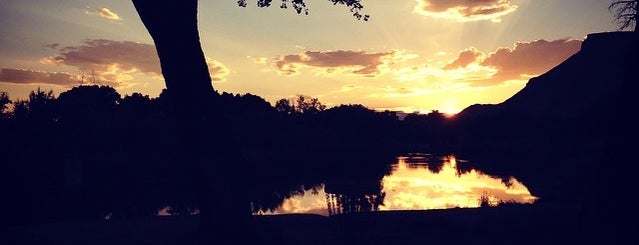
<box><xmin>451</xmin><ymin>31</ymin><xmax>638</xmax><ymax>206</ymax></box>
<box><xmin>501</xmin><ymin>31</ymin><xmax>635</xmax><ymax>119</ymax></box>
<box><xmin>455</xmin><ymin>31</ymin><xmax>637</xmax><ymax>147</ymax></box>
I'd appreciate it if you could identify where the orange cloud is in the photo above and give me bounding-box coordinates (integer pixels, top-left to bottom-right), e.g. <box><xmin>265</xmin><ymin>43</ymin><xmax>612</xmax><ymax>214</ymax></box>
<box><xmin>394</xmin><ymin>38</ymin><xmax>582</xmax><ymax>87</ymax></box>
<box><xmin>272</xmin><ymin>50</ymin><xmax>398</xmax><ymax>77</ymax></box>
<box><xmin>89</xmin><ymin>7</ymin><xmax>122</xmax><ymax>21</ymax></box>
<box><xmin>443</xmin><ymin>47</ymin><xmax>483</xmax><ymax>70</ymax></box>
<box><xmin>206</xmin><ymin>57</ymin><xmax>230</xmax><ymax>82</ymax></box>
<box><xmin>414</xmin><ymin>0</ymin><xmax>517</xmax><ymax>22</ymax></box>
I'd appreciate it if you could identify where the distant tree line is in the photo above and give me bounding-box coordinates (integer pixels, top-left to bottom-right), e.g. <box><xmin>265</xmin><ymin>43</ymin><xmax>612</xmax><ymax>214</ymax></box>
<box><xmin>0</xmin><ymin>85</ymin><xmax>453</xmax><ymax>225</ymax></box>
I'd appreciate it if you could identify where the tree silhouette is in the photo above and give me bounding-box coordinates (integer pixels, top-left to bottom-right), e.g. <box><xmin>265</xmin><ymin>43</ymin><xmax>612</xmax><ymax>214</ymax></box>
<box><xmin>26</xmin><ymin>88</ymin><xmax>56</xmax><ymax>122</ymax></box>
<box><xmin>237</xmin><ymin>0</ymin><xmax>369</xmax><ymax>20</ymax></box>
<box><xmin>296</xmin><ymin>95</ymin><xmax>326</xmax><ymax>114</ymax></box>
<box><xmin>275</xmin><ymin>95</ymin><xmax>326</xmax><ymax>115</ymax></box>
<box><xmin>131</xmin><ymin>0</ymin><xmax>370</xmax><ymax>235</ymax></box>
<box><xmin>609</xmin><ymin>0</ymin><xmax>638</xmax><ymax>32</ymax></box>
<box><xmin>56</xmin><ymin>85</ymin><xmax>121</xmax><ymax>187</ymax></box>
<box><xmin>56</xmin><ymin>85</ymin><xmax>120</xmax><ymax>123</ymax></box>
<box><xmin>275</xmin><ymin>98</ymin><xmax>296</xmax><ymax>115</ymax></box>
<box><xmin>7</xmin><ymin>88</ymin><xmax>57</xmax><ymax>123</ymax></box>
<box><xmin>0</xmin><ymin>92</ymin><xmax>11</xmax><ymax>119</ymax></box>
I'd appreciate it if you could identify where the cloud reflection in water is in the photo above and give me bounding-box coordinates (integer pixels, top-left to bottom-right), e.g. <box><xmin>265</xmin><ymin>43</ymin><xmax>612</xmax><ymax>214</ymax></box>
<box><xmin>258</xmin><ymin>154</ymin><xmax>537</xmax><ymax>216</ymax></box>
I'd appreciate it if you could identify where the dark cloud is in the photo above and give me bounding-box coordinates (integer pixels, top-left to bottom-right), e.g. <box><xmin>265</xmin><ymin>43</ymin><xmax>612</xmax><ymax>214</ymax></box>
<box><xmin>272</xmin><ymin>50</ymin><xmax>396</xmax><ymax>76</ymax></box>
<box><xmin>414</xmin><ymin>0</ymin><xmax>517</xmax><ymax>22</ymax></box>
<box><xmin>0</xmin><ymin>67</ymin><xmax>118</xmax><ymax>87</ymax></box>
<box><xmin>40</xmin><ymin>39</ymin><xmax>229</xmax><ymax>85</ymax></box>
<box><xmin>44</xmin><ymin>39</ymin><xmax>160</xmax><ymax>75</ymax></box>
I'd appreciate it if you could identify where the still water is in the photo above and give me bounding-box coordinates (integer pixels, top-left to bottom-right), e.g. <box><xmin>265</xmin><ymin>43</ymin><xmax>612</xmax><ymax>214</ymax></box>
<box><xmin>254</xmin><ymin>154</ymin><xmax>537</xmax><ymax>216</ymax></box>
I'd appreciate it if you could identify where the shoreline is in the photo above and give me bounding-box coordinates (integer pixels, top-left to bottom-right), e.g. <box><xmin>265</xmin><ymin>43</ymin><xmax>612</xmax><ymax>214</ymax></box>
<box><xmin>8</xmin><ymin>203</ymin><xmax>590</xmax><ymax>245</ymax></box>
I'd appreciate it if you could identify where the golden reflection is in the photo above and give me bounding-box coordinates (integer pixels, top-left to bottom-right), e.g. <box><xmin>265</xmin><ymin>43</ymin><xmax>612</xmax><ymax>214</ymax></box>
<box><xmin>380</xmin><ymin>155</ymin><xmax>537</xmax><ymax>211</ymax></box>
<box><xmin>258</xmin><ymin>187</ymin><xmax>330</xmax><ymax>216</ymax></box>
<box><xmin>258</xmin><ymin>154</ymin><xmax>537</xmax><ymax>216</ymax></box>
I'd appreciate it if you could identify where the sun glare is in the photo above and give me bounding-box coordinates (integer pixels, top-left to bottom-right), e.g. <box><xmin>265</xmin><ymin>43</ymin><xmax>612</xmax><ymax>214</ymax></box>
<box><xmin>439</xmin><ymin>99</ymin><xmax>461</xmax><ymax>115</ymax></box>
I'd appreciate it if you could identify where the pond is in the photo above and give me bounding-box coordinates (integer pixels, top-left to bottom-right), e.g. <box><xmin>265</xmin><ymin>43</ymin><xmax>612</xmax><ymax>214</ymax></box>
<box><xmin>252</xmin><ymin>153</ymin><xmax>537</xmax><ymax>216</ymax></box>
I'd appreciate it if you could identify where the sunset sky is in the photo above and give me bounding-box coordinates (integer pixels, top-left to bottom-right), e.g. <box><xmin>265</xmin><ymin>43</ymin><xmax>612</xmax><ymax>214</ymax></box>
<box><xmin>0</xmin><ymin>0</ymin><xmax>618</xmax><ymax>114</ymax></box>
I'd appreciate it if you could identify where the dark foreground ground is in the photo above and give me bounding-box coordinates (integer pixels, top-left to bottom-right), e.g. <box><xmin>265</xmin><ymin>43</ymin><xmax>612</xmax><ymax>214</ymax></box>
<box><xmin>5</xmin><ymin>203</ymin><xmax>629</xmax><ymax>245</ymax></box>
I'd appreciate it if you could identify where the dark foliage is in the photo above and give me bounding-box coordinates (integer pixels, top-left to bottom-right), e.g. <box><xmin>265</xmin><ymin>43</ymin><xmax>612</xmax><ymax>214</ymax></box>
<box><xmin>238</xmin><ymin>0</ymin><xmax>369</xmax><ymax>20</ymax></box>
<box><xmin>1</xmin><ymin>85</ymin><xmax>451</xmax><ymax>226</ymax></box>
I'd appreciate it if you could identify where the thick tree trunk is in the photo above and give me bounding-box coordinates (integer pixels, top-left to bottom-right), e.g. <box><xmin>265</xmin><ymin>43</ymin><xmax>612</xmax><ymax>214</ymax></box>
<box><xmin>131</xmin><ymin>0</ymin><xmax>250</xmax><ymax>238</ymax></box>
<box><xmin>132</xmin><ymin>0</ymin><xmax>212</xmax><ymax>99</ymax></box>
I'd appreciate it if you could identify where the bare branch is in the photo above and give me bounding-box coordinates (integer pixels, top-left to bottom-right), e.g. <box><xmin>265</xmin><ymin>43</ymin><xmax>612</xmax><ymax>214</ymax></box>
<box><xmin>609</xmin><ymin>0</ymin><xmax>638</xmax><ymax>31</ymax></box>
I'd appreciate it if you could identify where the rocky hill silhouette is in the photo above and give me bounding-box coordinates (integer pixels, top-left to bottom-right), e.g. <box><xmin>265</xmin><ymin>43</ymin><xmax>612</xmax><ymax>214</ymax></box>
<box><xmin>451</xmin><ymin>32</ymin><xmax>638</xmax><ymax>205</ymax></box>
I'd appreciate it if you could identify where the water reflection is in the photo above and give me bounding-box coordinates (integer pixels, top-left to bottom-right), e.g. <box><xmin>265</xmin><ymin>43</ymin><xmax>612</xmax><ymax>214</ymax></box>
<box><xmin>381</xmin><ymin>154</ymin><xmax>537</xmax><ymax>210</ymax></box>
<box><xmin>255</xmin><ymin>154</ymin><xmax>537</xmax><ymax>216</ymax></box>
